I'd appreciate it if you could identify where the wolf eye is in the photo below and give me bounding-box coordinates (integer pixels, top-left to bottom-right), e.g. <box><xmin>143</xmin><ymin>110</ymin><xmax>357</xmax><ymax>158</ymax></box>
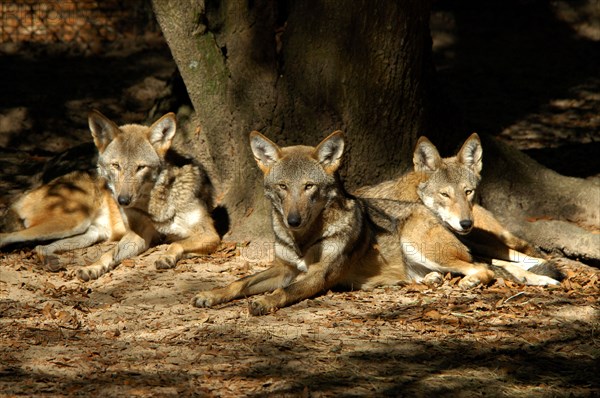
<box><xmin>111</xmin><ymin>163</ymin><xmax>121</xmax><ymax>171</ymax></box>
<box><xmin>440</xmin><ymin>192</ymin><xmax>450</xmax><ymax>198</ymax></box>
<box><xmin>278</xmin><ymin>184</ymin><xmax>287</xmax><ymax>191</ymax></box>
<box><xmin>465</xmin><ymin>189</ymin><xmax>473</xmax><ymax>195</ymax></box>
<box><xmin>305</xmin><ymin>183</ymin><xmax>315</xmax><ymax>191</ymax></box>
<box><xmin>137</xmin><ymin>165</ymin><xmax>148</xmax><ymax>172</ymax></box>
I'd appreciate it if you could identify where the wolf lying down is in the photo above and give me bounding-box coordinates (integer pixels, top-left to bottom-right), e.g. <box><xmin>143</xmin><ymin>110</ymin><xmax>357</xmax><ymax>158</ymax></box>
<box><xmin>0</xmin><ymin>112</ymin><xmax>560</xmax><ymax>314</ymax></box>
<box><xmin>0</xmin><ymin>111</ymin><xmax>220</xmax><ymax>279</ymax></box>
<box><xmin>192</xmin><ymin>131</ymin><xmax>561</xmax><ymax>315</ymax></box>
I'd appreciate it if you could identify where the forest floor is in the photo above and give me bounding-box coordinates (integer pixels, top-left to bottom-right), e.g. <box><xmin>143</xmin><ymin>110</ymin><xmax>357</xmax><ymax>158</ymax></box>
<box><xmin>1</xmin><ymin>1</ymin><xmax>599</xmax><ymax>397</ymax></box>
<box><xmin>0</xmin><ymin>246</ymin><xmax>598</xmax><ymax>397</ymax></box>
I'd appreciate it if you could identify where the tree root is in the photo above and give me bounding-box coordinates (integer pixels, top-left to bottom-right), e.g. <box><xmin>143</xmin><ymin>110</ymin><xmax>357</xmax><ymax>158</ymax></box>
<box><xmin>479</xmin><ymin>135</ymin><xmax>599</xmax><ymax>265</ymax></box>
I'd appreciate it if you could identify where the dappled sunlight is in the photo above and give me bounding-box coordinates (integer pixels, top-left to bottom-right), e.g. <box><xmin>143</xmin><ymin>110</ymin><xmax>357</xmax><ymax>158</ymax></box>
<box><xmin>1</xmin><ymin>245</ymin><xmax>598</xmax><ymax>395</ymax></box>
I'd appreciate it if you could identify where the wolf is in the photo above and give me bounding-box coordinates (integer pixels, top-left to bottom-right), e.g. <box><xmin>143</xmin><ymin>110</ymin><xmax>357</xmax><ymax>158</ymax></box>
<box><xmin>191</xmin><ymin>131</ymin><xmax>554</xmax><ymax>316</ymax></box>
<box><xmin>356</xmin><ymin>133</ymin><xmax>562</xmax><ymax>281</ymax></box>
<box><xmin>0</xmin><ymin>169</ymin><xmax>126</xmax><ymax>271</ymax></box>
<box><xmin>75</xmin><ymin>110</ymin><xmax>220</xmax><ymax>281</ymax></box>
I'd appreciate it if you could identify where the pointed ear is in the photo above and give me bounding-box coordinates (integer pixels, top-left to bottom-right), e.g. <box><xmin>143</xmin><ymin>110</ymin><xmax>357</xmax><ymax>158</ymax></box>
<box><xmin>413</xmin><ymin>136</ymin><xmax>442</xmax><ymax>172</ymax></box>
<box><xmin>249</xmin><ymin>131</ymin><xmax>282</xmax><ymax>173</ymax></box>
<box><xmin>148</xmin><ymin>113</ymin><xmax>177</xmax><ymax>157</ymax></box>
<box><xmin>457</xmin><ymin>132</ymin><xmax>482</xmax><ymax>175</ymax></box>
<box><xmin>314</xmin><ymin>130</ymin><xmax>345</xmax><ymax>174</ymax></box>
<box><xmin>88</xmin><ymin>110</ymin><xmax>120</xmax><ymax>153</ymax></box>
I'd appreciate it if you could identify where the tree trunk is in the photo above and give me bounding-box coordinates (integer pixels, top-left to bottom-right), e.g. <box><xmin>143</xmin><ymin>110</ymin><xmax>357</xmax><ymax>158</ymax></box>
<box><xmin>153</xmin><ymin>0</ymin><xmax>599</xmax><ymax>262</ymax></box>
<box><xmin>152</xmin><ymin>0</ymin><xmax>432</xmax><ymax>238</ymax></box>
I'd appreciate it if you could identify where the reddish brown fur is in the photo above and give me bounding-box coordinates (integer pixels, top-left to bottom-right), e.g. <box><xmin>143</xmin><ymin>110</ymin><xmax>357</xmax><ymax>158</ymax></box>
<box><xmin>0</xmin><ymin>171</ymin><xmax>125</xmax><ymax>270</ymax></box>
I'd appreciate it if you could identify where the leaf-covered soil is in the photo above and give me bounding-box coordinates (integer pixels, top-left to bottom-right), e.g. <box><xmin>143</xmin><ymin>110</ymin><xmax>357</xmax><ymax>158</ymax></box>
<box><xmin>1</xmin><ymin>1</ymin><xmax>599</xmax><ymax>397</ymax></box>
<box><xmin>1</xmin><ymin>243</ymin><xmax>599</xmax><ymax>397</ymax></box>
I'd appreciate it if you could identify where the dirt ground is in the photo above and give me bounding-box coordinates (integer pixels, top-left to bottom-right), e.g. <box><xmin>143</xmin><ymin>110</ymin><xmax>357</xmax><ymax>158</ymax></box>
<box><xmin>0</xmin><ymin>245</ymin><xmax>598</xmax><ymax>397</ymax></box>
<box><xmin>1</xmin><ymin>1</ymin><xmax>599</xmax><ymax>397</ymax></box>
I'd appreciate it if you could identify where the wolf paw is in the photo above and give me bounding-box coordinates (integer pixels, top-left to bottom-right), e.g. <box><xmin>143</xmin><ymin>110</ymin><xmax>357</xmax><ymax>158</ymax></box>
<box><xmin>35</xmin><ymin>247</ymin><xmax>63</xmax><ymax>272</ymax></box>
<box><xmin>155</xmin><ymin>255</ymin><xmax>177</xmax><ymax>270</ymax></box>
<box><xmin>540</xmin><ymin>276</ymin><xmax>561</xmax><ymax>286</ymax></box>
<box><xmin>192</xmin><ymin>291</ymin><xmax>219</xmax><ymax>308</ymax></box>
<box><xmin>36</xmin><ymin>252</ymin><xmax>64</xmax><ymax>272</ymax></box>
<box><xmin>524</xmin><ymin>274</ymin><xmax>561</xmax><ymax>286</ymax></box>
<box><xmin>514</xmin><ymin>242</ymin><xmax>544</xmax><ymax>259</ymax></box>
<box><xmin>295</xmin><ymin>258</ymin><xmax>308</xmax><ymax>272</ymax></box>
<box><xmin>248</xmin><ymin>297</ymin><xmax>278</xmax><ymax>316</ymax></box>
<box><xmin>77</xmin><ymin>266</ymin><xmax>102</xmax><ymax>281</ymax></box>
<box><xmin>458</xmin><ymin>275</ymin><xmax>482</xmax><ymax>290</ymax></box>
<box><xmin>423</xmin><ymin>272</ymin><xmax>444</xmax><ymax>287</ymax></box>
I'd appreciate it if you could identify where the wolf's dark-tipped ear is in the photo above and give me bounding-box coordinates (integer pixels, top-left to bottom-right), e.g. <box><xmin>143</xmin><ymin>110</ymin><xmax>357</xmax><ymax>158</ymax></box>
<box><xmin>457</xmin><ymin>133</ymin><xmax>482</xmax><ymax>175</ymax></box>
<box><xmin>413</xmin><ymin>136</ymin><xmax>442</xmax><ymax>172</ymax></box>
<box><xmin>88</xmin><ymin>110</ymin><xmax>120</xmax><ymax>153</ymax></box>
<box><xmin>315</xmin><ymin>130</ymin><xmax>344</xmax><ymax>174</ymax></box>
<box><xmin>249</xmin><ymin>131</ymin><xmax>282</xmax><ymax>173</ymax></box>
<box><xmin>148</xmin><ymin>113</ymin><xmax>177</xmax><ymax>157</ymax></box>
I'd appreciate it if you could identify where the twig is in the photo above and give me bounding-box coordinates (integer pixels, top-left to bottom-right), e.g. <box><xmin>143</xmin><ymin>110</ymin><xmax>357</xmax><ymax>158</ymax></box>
<box><xmin>503</xmin><ymin>291</ymin><xmax>526</xmax><ymax>303</ymax></box>
<box><xmin>450</xmin><ymin>312</ymin><xmax>476</xmax><ymax>320</ymax></box>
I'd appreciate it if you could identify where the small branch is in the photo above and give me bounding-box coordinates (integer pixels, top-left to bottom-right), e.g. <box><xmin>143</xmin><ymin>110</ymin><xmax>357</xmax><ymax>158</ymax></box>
<box><xmin>503</xmin><ymin>291</ymin><xmax>526</xmax><ymax>303</ymax></box>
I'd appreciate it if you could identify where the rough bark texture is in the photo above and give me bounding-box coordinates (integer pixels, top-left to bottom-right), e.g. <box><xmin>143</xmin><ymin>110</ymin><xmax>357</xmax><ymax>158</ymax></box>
<box><xmin>478</xmin><ymin>136</ymin><xmax>599</xmax><ymax>262</ymax></box>
<box><xmin>152</xmin><ymin>0</ymin><xmax>432</xmax><ymax>238</ymax></box>
<box><xmin>153</xmin><ymin>0</ymin><xmax>599</xmax><ymax>262</ymax></box>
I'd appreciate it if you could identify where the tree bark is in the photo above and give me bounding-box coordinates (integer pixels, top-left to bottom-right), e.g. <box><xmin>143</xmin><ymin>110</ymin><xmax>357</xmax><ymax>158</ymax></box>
<box><xmin>153</xmin><ymin>0</ymin><xmax>599</xmax><ymax>262</ymax></box>
<box><xmin>152</xmin><ymin>0</ymin><xmax>433</xmax><ymax>238</ymax></box>
<box><xmin>478</xmin><ymin>135</ymin><xmax>599</xmax><ymax>262</ymax></box>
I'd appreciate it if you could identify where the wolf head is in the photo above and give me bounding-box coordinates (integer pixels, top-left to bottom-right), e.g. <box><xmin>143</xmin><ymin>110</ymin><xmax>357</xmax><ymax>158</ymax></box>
<box><xmin>89</xmin><ymin>110</ymin><xmax>176</xmax><ymax>208</ymax></box>
<box><xmin>250</xmin><ymin>131</ymin><xmax>345</xmax><ymax>231</ymax></box>
<box><xmin>413</xmin><ymin>133</ymin><xmax>482</xmax><ymax>235</ymax></box>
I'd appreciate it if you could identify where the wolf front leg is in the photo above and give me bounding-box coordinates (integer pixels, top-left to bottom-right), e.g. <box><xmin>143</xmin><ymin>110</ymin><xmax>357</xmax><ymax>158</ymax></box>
<box><xmin>36</xmin><ymin>225</ymin><xmax>112</xmax><ymax>272</ymax></box>
<box><xmin>472</xmin><ymin>205</ymin><xmax>544</xmax><ymax>260</ymax></box>
<box><xmin>275</xmin><ymin>241</ymin><xmax>307</xmax><ymax>272</ymax></box>
<box><xmin>77</xmin><ymin>230</ymin><xmax>150</xmax><ymax>281</ymax></box>
<box><xmin>401</xmin><ymin>211</ymin><xmax>495</xmax><ymax>289</ymax></box>
<box><xmin>155</xmin><ymin>218</ymin><xmax>220</xmax><ymax>269</ymax></box>
<box><xmin>248</xmin><ymin>256</ymin><xmax>347</xmax><ymax>315</ymax></box>
<box><xmin>491</xmin><ymin>259</ymin><xmax>561</xmax><ymax>286</ymax></box>
<box><xmin>192</xmin><ymin>262</ymin><xmax>300</xmax><ymax>308</ymax></box>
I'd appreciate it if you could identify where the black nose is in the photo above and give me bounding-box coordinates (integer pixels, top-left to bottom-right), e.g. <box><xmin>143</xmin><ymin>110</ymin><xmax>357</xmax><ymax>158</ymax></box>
<box><xmin>118</xmin><ymin>195</ymin><xmax>131</xmax><ymax>206</ymax></box>
<box><xmin>287</xmin><ymin>214</ymin><xmax>301</xmax><ymax>228</ymax></box>
<box><xmin>459</xmin><ymin>220</ymin><xmax>473</xmax><ymax>230</ymax></box>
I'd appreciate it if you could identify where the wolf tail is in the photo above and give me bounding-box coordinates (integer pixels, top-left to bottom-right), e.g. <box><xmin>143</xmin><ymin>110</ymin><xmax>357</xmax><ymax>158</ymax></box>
<box><xmin>528</xmin><ymin>260</ymin><xmax>565</xmax><ymax>281</ymax></box>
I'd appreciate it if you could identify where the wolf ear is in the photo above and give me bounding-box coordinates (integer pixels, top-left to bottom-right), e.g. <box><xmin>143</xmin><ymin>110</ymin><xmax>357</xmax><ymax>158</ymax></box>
<box><xmin>315</xmin><ymin>131</ymin><xmax>345</xmax><ymax>174</ymax></box>
<box><xmin>250</xmin><ymin>131</ymin><xmax>282</xmax><ymax>173</ymax></box>
<box><xmin>457</xmin><ymin>133</ymin><xmax>482</xmax><ymax>175</ymax></box>
<box><xmin>148</xmin><ymin>113</ymin><xmax>177</xmax><ymax>157</ymax></box>
<box><xmin>413</xmin><ymin>136</ymin><xmax>442</xmax><ymax>172</ymax></box>
<box><xmin>88</xmin><ymin>110</ymin><xmax>120</xmax><ymax>153</ymax></box>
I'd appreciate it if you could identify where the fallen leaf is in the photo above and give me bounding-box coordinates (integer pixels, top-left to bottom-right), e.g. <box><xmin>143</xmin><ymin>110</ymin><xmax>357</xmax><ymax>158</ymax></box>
<box><xmin>42</xmin><ymin>303</ymin><xmax>55</xmax><ymax>319</ymax></box>
<box><xmin>424</xmin><ymin>309</ymin><xmax>442</xmax><ymax>321</ymax></box>
<box><xmin>122</xmin><ymin>259</ymin><xmax>136</xmax><ymax>268</ymax></box>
